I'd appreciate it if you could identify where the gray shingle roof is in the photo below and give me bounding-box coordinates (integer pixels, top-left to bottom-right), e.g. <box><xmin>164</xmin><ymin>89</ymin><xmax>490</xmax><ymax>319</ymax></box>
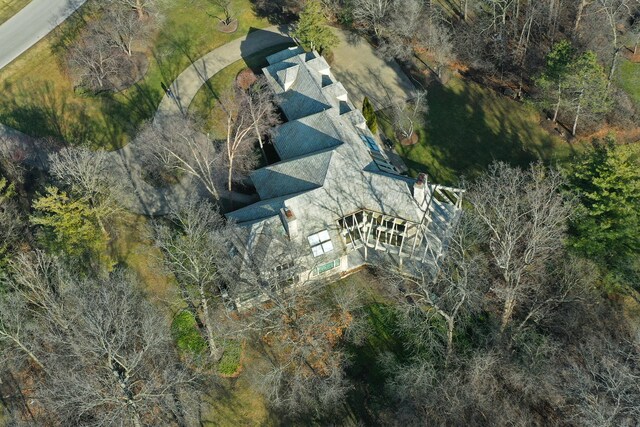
<box><xmin>251</xmin><ymin>151</ymin><xmax>333</xmax><ymax>199</ymax></box>
<box><xmin>264</xmin><ymin>52</ymin><xmax>332</xmax><ymax>121</ymax></box>
<box><xmin>272</xmin><ymin>110</ymin><xmax>344</xmax><ymax>160</ymax></box>
<box><xmin>227</xmin><ymin>47</ymin><xmax>460</xmax><ymax>276</ymax></box>
<box><xmin>266</xmin><ymin>46</ymin><xmax>305</xmax><ymax>65</ymax></box>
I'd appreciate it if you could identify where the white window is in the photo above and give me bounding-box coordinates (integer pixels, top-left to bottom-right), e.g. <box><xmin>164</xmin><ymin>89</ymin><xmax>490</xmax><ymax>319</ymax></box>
<box><xmin>311</xmin><ymin>258</ymin><xmax>341</xmax><ymax>276</ymax></box>
<box><xmin>308</xmin><ymin>230</ymin><xmax>333</xmax><ymax>257</ymax></box>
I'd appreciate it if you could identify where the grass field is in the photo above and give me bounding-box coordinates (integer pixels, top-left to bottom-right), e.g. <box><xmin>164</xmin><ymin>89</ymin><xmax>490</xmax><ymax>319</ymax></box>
<box><xmin>0</xmin><ymin>0</ymin><xmax>270</xmax><ymax>150</ymax></box>
<box><xmin>0</xmin><ymin>0</ymin><xmax>29</xmax><ymax>25</ymax></box>
<box><xmin>381</xmin><ymin>76</ymin><xmax>581</xmax><ymax>185</ymax></box>
<box><xmin>616</xmin><ymin>57</ymin><xmax>640</xmax><ymax>107</ymax></box>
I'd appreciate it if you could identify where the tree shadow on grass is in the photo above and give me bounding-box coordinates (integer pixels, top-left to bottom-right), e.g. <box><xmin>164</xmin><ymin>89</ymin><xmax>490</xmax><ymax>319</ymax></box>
<box><xmin>0</xmin><ymin>78</ymin><xmax>146</xmax><ymax>150</ymax></box>
<box><xmin>385</xmin><ymin>77</ymin><xmax>574</xmax><ymax>185</ymax></box>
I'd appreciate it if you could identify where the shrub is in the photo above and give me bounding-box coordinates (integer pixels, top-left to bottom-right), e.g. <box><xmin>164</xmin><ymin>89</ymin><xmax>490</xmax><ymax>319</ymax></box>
<box><xmin>171</xmin><ymin>311</ymin><xmax>207</xmax><ymax>355</ymax></box>
<box><xmin>362</xmin><ymin>97</ymin><xmax>378</xmax><ymax>134</ymax></box>
<box><xmin>217</xmin><ymin>339</ymin><xmax>242</xmax><ymax>375</ymax></box>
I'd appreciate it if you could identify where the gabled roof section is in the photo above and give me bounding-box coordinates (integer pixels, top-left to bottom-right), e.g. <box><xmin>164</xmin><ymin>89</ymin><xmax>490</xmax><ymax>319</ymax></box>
<box><xmin>264</xmin><ymin>53</ymin><xmax>332</xmax><ymax>121</ymax></box>
<box><xmin>226</xmin><ymin>194</ymin><xmax>288</xmax><ymax>224</ymax></box>
<box><xmin>272</xmin><ymin>109</ymin><xmax>344</xmax><ymax>160</ymax></box>
<box><xmin>305</xmin><ymin>56</ymin><xmax>330</xmax><ymax>75</ymax></box>
<box><xmin>266</xmin><ymin>46</ymin><xmax>305</xmax><ymax>65</ymax></box>
<box><xmin>251</xmin><ymin>151</ymin><xmax>334</xmax><ymax>199</ymax></box>
<box><xmin>276</xmin><ymin>64</ymin><xmax>299</xmax><ymax>91</ymax></box>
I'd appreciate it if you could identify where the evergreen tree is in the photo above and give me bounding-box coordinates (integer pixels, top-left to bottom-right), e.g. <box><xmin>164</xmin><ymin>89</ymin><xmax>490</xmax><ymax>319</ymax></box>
<box><xmin>291</xmin><ymin>0</ymin><xmax>339</xmax><ymax>53</ymax></box>
<box><xmin>31</xmin><ymin>187</ymin><xmax>112</xmax><ymax>268</ymax></box>
<box><xmin>535</xmin><ymin>40</ymin><xmax>574</xmax><ymax>122</ymax></box>
<box><xmin>535</xmin><ymin>44</ymin><xmax>609</xmax><ymax>135</ymax></box>
<box><xmin>362</xmin><ymin>97</ymin><xmax>378</xmax><ymax>134</ymax></box>
<box><xmin>565</xmin><ymin>51</ymin><xmax>610</xmax><ymax>136</ymax></box>
<box><xmin>567</xmin><ymin>137</ymin><xmax>640</xmax><ymax>291</ymax></box>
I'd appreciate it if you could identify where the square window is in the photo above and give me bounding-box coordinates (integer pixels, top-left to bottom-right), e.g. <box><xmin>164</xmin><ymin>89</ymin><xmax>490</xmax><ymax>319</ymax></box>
<box><xmin>312</xmin><ymin>245</ymin><xmax>324</xmax><ymax>257</ymax></box>
<box><xmin>321</xmin><ymin>241</ymin><xmax>334</xmax><ymax>253</ymax></box>
<box><xmin>308</xmin><ymin>234</ymin><xmax>321</xmax><ymax>246</ymax></box>
<box><xmin>318</xmin><ymin>230</ymin><xmax>330</xmax><ymax>242</ymax></box>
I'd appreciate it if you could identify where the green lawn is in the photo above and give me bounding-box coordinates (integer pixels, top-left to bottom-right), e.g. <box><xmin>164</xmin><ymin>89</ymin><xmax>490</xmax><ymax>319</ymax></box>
<box><xmin>189</xmin><ymin>42</ymin><xmax>296</xmax><ymax>137</ymax></box>
<box><xmin>381</xmin><ymin>76</ymin><xmax>580</xmax><ymax>185</ymax></box>
<box><xmin>616</xmin><ymin>57</ymin><xmax>640</xmax><ymax>107</ymax></box>
<box><xmin>0</xmin><ymin>0</ymin><xmax>30</xmax><ymax>25</ymax></box>
<box><xmin>0</xmin><ymin>0</ymin><xmax>271</xmax><ymax>150</ymax></box>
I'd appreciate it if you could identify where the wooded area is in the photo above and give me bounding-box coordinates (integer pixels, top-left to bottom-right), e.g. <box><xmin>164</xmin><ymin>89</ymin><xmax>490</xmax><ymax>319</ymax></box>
<box><xmin>0</xmin><ymin>0</ymin><xmax>639</xmax><ymax>425</ymax></box>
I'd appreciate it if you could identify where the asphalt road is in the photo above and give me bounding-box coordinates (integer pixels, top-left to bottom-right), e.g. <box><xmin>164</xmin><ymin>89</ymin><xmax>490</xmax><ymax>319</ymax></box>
<box><xmin>0</xmin><ymin>0</ymin><xmax>86</xmax><ymax>70</ymax></box>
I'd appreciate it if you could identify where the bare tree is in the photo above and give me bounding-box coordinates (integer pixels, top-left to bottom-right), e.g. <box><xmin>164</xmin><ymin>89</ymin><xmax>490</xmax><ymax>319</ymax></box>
<box><xmin>574</xmin><ymin>0</ymin><xmax>594</xmax><ymax>32</ymax></box>
<box><xmin>40</xmin><ymin>271</ymin><xmax>195</xmax><ymax>426</ymax></box>
<box><xmin>0</xmin><ymin>293</ymin><xmax>47</xmax><ymax>372</ymax></box>
<box><xmin>244</xmin><ymin>76</ymin><xmax>280</xmax><ymax>152</ymax></box>
<box><xmin>388</xmin><ymin>90</ymin><xmax>428</xmax><ymax>141</ymax></box>
<box><xmin>153</xmin><ymin>200</ymin><xmax>228</xmax><ymax>360</ymax></box>
<box><xmin>67</xmin><ymin>23</ymin><xmax>118</xmax><ymax>92</ymax></box>
<box><xmin>631</xmin><ymin>18</ymin><xmax>640</xmax><ymax>55</ymax></box>
<box><xmin>382</xmin><ymin>214</ymin><xmax>489</xmax><ymax>359</ymax></box>
<box><xmin>0</xmin><ymin>175</ymin><xmax>24</xmax><ymax>266</ymax></box>
<box><xmin>208</xmin><ymin>0</ymin><xmax>234</xmax><ymax>25</ymax></box>
<box><xmin>591</xmin><ymin>0</ymin><xmax>635</xmax><ymax>85</ymax></box>
<box><xmin>100</xmin><ymin>6</ymin><xmax>155</xmax><ymax>57</ymax></box>
<box><xmin>107</xmin><ymin>0</ymin><xmax>157</xmax><ymax>20</ymax></box>
<box><xmin>139</xmin><ymin>115</ymin><xmax>225</xmax><ymax>200</ymax></box>
<box><xmin>466</xmin><ymin>162</ymin><xmax>573</xmax><ymax>332</ymax></box>
<box><xmin>569</xmin><ymin>339</ymin><xmax>640</xmax><ymax>426</ymax></box>
<box><xmin>352</xmin><ymin>0</ymin><xmax>395</xmax><ymax>37</ymax></box>
<box><xmin>426</xmin><ymin>21</ymin><xmax>456</xmax><ymax>80</ymax></box>
<box><xmin>376</xmin><ymin>0</ymin><xmax>424</xmax><ymax>60</ymax></box>
<box><xmin>49</xmin><ymin>147</ymin><xmax>124</xmax><ymax>230</ymax></box>
<box><xmin>1</xmin><ymin>252</ymin><xmax>198</xmax><ymax>426</ymax></box>
<box><xmin>218</xmin><ymin>87</ymin><xmax>260</xmax><ymax>193</ymax></box>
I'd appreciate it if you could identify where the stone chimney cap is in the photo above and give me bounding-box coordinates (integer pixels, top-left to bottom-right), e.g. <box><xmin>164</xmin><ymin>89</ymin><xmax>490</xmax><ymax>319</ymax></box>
<box><xmin>416</xmin><ymin>173</ymin><xmax>428</xmax><ymax>187</ymax></box>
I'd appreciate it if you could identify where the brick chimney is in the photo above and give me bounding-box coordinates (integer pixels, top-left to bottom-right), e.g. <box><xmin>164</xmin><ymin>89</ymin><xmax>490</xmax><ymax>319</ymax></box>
<box><xmin>280</xmin><ymin>207</ymin><xmax>298</xmax><ymax>239</ymax></box>
<box><xmin>413</xmin><ymin>173</ymin><xmax>429</xmax><ymax>210</ymax></box>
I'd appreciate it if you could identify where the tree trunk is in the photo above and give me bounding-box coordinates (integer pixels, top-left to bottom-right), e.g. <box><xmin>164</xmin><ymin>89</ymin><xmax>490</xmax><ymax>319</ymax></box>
<box><xmin>552</xmin><ymin>83</ymin><xmax>561</xmax><ymax>122</ymax></box>
<box><xmin>135</xmin><ymin>0</ymin><xmax>145</xmax><ymax>20</ymax></box>
<box><xmin>572</xmin><ymin>93</ymin><xmax>583</xmax><ymax>136</ymax></box>
<box><xmin>445</xmin><ymin>316</ymin><xmax>454</xmax><ymax>359</ymax></box>
<box><xmin>227</xmin><ymin>157</ymin><xmax>233</xmax><ymax>193</ymax></box>
<box><xmin>607</xmin><ymin>49</ymin><xmax>619</xmax><ymax>89</ymax></box>
<box><xmin>574</xmin><ymin>0</ymin><xmax>589</xmax><ymax>33</ymax></box>
<box><xmin>198</xmin><ymin>284</ymin><xmax>222</xmax><ymax>361</ymax></box>
<box><xmin>6</xmin><ymin>334</ymin><xmax>47</xmax><ymax>372</ymax></box>
<box><xmin>500</xmin><ymin>293</ymin><xmax>517</xmax><ymax>332</ymax></box>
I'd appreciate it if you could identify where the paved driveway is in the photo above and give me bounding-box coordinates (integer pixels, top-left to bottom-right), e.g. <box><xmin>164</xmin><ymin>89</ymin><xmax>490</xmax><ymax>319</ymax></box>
<box><xmin>0</xmin><ymin>0</ymin><xmax>86</xmax><ymax>70</ymax></box>
<box><xmin>330</xmin><ymin>28</ymin><xmax>416</xmax><ymax>110</ymax></box>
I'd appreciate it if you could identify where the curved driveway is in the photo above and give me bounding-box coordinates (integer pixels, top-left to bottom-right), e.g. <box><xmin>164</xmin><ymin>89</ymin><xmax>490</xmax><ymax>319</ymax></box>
<box><xmin>0</xmin><ymin>0</ymin><xmax>87</xmax><ymax>70</ymax></box>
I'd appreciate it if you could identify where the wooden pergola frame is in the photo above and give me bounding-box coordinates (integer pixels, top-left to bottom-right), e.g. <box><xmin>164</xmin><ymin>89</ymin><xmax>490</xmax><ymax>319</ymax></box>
<box><xmin>336</xmin><ymin>184</ymin><xmax>464</xmax><ymax>264</ymax></box>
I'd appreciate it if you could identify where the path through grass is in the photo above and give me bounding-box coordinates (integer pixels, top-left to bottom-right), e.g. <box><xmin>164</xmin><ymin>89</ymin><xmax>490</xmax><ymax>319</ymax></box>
<box><xmin>0</xmin><ymin>0</ymin><xmax>271</xmax><ymax>150</ymax></box>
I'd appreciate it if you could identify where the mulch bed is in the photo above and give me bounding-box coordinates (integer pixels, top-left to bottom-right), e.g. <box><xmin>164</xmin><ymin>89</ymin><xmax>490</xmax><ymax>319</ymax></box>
<box><xmin>110</xmin><ymin>52</ymin><xmax>149</xmax><ymax>92</ymax></box>
<box><xmin>400</xmin><ymin>133</ymin><xmax>419</xmax><ymax>146</ymax></box>
<box><xmin>217</xmin><ymin>19</ymin><xmax>238</xmax><ymax>34</ymax></box>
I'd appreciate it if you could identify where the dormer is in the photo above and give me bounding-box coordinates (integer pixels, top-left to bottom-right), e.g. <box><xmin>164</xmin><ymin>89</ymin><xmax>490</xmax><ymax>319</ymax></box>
<box><xmin>306</xmin><ymin>56</ymin><xmax>331</xmax><ymax>76</ymax></box>
<box><xmin>276</xmin><ymin>64</ymin><xmax>299</xmax><ymax>91</ymax></box>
